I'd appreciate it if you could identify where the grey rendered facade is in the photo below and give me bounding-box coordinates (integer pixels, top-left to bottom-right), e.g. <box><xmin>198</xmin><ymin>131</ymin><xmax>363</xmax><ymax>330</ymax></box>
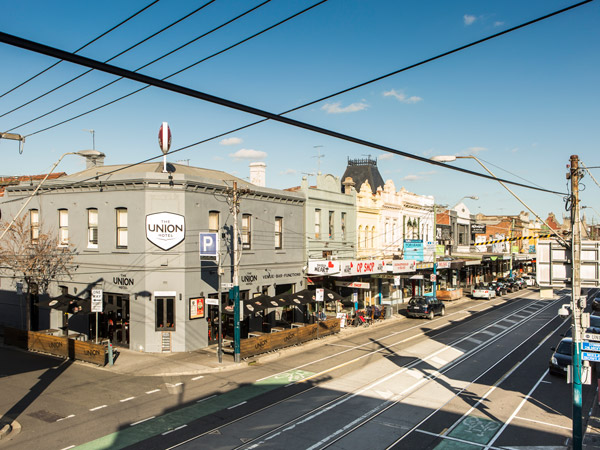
<box><xmin>292</xmin><ymin>173</ymin><xmax>357</xmax><ymax>261</ymax></box>
<box><xmin>0</xmin><ymin>162</ymin><xmax>305</xmax><ymax>353</ymax></box>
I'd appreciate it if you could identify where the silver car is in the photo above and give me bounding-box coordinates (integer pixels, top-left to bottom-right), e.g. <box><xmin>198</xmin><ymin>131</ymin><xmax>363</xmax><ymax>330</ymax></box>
<box><xmin>472</xmin><ymin>284</ymin><xmax>497</xmax><ymax>299</ymax></box>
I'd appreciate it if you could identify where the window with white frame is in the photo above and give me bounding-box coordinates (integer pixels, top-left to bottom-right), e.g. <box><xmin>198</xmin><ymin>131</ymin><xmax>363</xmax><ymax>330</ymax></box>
<box><xmin>58</xmin><ymin>209</ymin><xmax>69</xmax><ymax>246</ymax></box>
<box><xmin>208</xmin><ymin>211</ymin><xmax>219</xmax><ymax>233</ymax></box>
<box><xmin>242</xmin><ymin>214</ymin><xmax>251</xmax><ymax>250</ymax></box>
<box><xmin>341</xmin><ymin>212</ymin><xmax>347</xmax><ymax>241</ymax></box>
<box><xmin>87</xmin><ymin>208</ymin><xmax>98</xmax><ymax>248</ymax></box>
<box><xmin>328</xmin><ymin>211</ymin><xmax>334</xmax><ymax>240</ymax></box>
<box><xmin>116</xmin><ymin>208</ymin><xmax>128</xmax><ymax>248</ymax></box>
<box><xmin>275</xmin><ymin>217</ymin><xmax>283</xmax><ymax>249</ymax></box>
<box><xmin>30</xmin><ymin>209</ymin><xmax>39</xmax><ymax>243</ymax></box>
<box><xmin>315</xmin><ymin>209</ymin><xmax>321</xmax><ymax>239</ymax></box>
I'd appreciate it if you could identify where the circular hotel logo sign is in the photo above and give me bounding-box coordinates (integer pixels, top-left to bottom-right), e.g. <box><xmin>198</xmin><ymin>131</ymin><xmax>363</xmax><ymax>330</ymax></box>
<box><xmin>146</xmin><ymin>212</ymin><xmax>185</xmax><ymax>251</ymax></box>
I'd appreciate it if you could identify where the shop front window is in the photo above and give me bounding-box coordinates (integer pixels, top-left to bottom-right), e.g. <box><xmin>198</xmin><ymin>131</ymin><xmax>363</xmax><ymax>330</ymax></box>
<box><xmin>156</xmin><ymin>297</ymin><xmax>175</xmax><ymax>330</ymax></box>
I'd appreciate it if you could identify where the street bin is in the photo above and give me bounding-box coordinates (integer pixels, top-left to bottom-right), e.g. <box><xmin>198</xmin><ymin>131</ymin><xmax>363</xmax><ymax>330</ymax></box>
<box><xmin>385</xmin><ymin>304</ymin><xmax>392</xmax><ymax>319</ymax></box>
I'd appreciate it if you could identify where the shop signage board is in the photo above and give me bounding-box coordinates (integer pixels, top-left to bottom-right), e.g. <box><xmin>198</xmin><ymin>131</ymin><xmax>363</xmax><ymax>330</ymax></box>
<box><xmin>334</xmin><ymin>259</ymin><xmax>386</xmax><ymax>277</ymax></box>
<box><xmin>146</xmin><ymin>212</ymin><xmax>185</xmax><ymax>251</ymax></box>
<box><xmin>387</xmin><ymin>260</ymin><xmax>416</xmax><ymax>273</ymax></box>
<box><xmin>335</xmin><ymin>281</ymin><xmax>370</xmax><ymax>289</ymax></box>
<box><xmin>189</xmin><ymin>297</ymin><xmax>205</xmax><ymax>319</ymax></box>
<box><xmin>472</xmin><ymin>223</ymin><xmax>487</xmax><ymax>234</ymax></box>
<box><xmin>307</xmin><ymin>260</ymin><xmax>340</xmax><ymax>275</ymax></box>
<box><xmin>404</xmin><ymin>239</ymin><xmax>424</xmax><ymax>261</ymax></box>
<box><xmin>316</xmin><ymin>288</ymin><xmax>324</xmax><ymax>302</ymax></box>
<box><xmin>205</xmin><ymin>298</ymin><xmax>219</xmax><ymax>306</ymax></box>
<box><xmin>436</xmin><ymin>261</ymin><xmax>451</xmax><ymax>269</ymax></box>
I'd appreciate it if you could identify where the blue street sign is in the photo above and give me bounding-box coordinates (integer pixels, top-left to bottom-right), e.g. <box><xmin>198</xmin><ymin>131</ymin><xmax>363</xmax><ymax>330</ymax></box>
<box><xmin>582</xmin><ymin>341</ymin><xmax>600</xmax><ymax>352</ymax></box>
<box><xmin>199</xmin><ymin>232</ymin><xmax>218</xmax><ymax>257</ymax></box>
<box><xmin>581</xmin><ymin>351</ymin><xmax>600</xmax><ymax>362</ymax></box>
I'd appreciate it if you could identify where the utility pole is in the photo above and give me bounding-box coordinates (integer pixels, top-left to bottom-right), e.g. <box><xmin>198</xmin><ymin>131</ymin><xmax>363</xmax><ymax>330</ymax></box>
<box><xmin>433</xmin><ymin>204</ymin><xmax>437</xmax><ymax>297</ymax></box>
<box><xmin>232</xmin><ymin>181</ymin><xmax>241</xmax><ymax>363</ymax></box>
<box><xmin>570</xmin><ymin>154</ymin><xmax>583</xmax><ymax>450</ymax></box>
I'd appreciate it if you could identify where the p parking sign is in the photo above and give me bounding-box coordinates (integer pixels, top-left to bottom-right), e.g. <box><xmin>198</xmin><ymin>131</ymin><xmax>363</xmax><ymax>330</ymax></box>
<box><xmin>199</xmin><ymin>232</ymin><xmax>218</xmax><ymax>259</ymax></box>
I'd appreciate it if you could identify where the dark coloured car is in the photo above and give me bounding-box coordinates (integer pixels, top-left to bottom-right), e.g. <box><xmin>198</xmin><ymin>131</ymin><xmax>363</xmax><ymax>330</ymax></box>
<box><xmin>512</xmin><ymin>278</ymin><xmax>526</xmax><ymax>289</ymax></box>
<box><xmin>591</xmin><ymin>296</ymin><xmax>600</xmax><ymax>311</ymax></box>
<box><xmin>498</xmin><ymin>279</ymin><xmax>518</xmax><ymax>293</ymax></box>
<box><xmin>549</xmin><ymin>337</ymin><xmax>571</xmax><ymax>376</ymax></box>
<box><xmin>406</xmin><ymin>296</ymin><xmax>445</xmax><ymax>320</ymax></box>
<box><xmin>489</xmin><ymin>282</ymin><xmax>507</xmax><ymax>296</ymax></box>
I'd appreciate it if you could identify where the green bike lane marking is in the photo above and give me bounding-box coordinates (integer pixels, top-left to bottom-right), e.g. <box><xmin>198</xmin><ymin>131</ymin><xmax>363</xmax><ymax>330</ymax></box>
<box><xmin>75</xmin><ymin>369</ymin><xmax>314</xmax><ymax>450</ymax></box>
<box><xmin>434</xmin><ymin>415</ymin><xmax>502</xmax><ymax>449</ymax></box>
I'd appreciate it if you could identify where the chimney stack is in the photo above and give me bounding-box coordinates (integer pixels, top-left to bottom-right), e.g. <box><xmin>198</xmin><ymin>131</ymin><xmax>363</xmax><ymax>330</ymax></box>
<box><xmin>250</xmin><ymin>162</ymin><xmax>266</xmax><ymax>187</ymax></box>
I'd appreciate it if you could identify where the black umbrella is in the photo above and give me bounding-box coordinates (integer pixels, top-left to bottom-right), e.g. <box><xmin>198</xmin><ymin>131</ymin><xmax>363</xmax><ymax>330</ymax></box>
<box><xmin>36</xmin><ymin>294</ymin><xmax>118</xmax><ymax>315</ymax></box>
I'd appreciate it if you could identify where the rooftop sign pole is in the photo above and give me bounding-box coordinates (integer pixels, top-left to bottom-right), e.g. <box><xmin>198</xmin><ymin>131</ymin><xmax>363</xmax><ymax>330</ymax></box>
<box><xmin>158</xmin><ymin>122</ymin><xmax>171</xmax><ymax>173</ymax></box>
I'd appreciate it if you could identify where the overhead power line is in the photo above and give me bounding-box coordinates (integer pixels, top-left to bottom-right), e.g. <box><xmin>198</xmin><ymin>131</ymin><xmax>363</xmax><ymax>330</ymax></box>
<box><xmin>0</xmin><ymin>1</ymin><xmax>586</xmax><ymax>196</ymax></box>
<box><xmin>5</xmin><ymin>0</ymin><xmax>274</xmax><ymax>132</ymax></box>
<box><xmin>13</xmin><ymin>0</ymin><xmax>326</xmax><ymax>135</ymax></box>
<box><xmin>0</xmin><ymin>0</ymin><xmax>161</xmax><ymax>100</ymax></box>
<box><xmin>0</xmin><ymin>0</ymin><xmax>217</xmax><ymax>119</ymax></box>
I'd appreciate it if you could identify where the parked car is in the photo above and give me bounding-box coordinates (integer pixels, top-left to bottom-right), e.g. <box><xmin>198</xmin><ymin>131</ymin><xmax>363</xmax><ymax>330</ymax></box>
<box><xmin>472</xmin><ymin>284</ymin><xmax>496</xmax><ymax>300</ymax></box>
<box><xmin>562</xmin><ymin>314</ymin><xmax>600</xmax><ymax>337</ymax></box>
<box><xmin>591</xmin><ymin>296</ymin><xmax>600</xmax><ymax>311</ymax></box>
<box><xmin>512</xmin><ymin>277</ymin><xmax>526</xmax><ymax>289</ymax></box>
<box><xmin>406</xmin><ymin>296</ymin><xmax>445</xmax><ymax>320</ymax></box>
<box><xmin>489</xmin><ymin>282</ymin><xmax>507</xmax><ymax>296</ymax></box>
<box><xmin>521</xmin><ymin>274</ymin><xmax>537</xmax><ymax>287</ymax></box>
<box><xmin>549</xmin><ymin>337</ymin><xmax>571</xmax><ymax>376</ymax></box>
<box><xmin>497</xmin><ymin>278</ymin><xmax>519</xmax><ymax>292</ymax></box>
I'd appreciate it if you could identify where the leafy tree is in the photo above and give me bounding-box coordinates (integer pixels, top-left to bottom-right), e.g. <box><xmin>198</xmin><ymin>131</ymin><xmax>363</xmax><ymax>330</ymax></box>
<box><xmin>0</xmin><ymin>215</ymin><xmax>76</xmax><ymax>330</ymax></box>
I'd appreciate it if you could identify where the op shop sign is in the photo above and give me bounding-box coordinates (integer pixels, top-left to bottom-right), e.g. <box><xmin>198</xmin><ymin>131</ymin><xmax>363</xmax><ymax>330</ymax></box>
<box><xmin>146</xmin><ymin>212</ymin><xmax>185</xmax><ymax>250</ymax></box>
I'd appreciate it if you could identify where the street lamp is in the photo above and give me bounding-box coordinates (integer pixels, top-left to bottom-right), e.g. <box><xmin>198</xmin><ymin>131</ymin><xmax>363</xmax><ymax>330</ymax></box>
<box><xmin>0</xmin><ymin>131</ymin><xmax>26</xmax><ymax>154</ymax></box>
<box><xmin>0</xmin><ymin>150</ymin><xmax>103</xmax><ymax>241</ymax></box>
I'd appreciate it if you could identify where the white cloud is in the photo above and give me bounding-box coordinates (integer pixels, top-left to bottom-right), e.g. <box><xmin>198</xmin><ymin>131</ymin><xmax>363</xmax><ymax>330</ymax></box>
<box><xmin>403</xmin><ymin>174</ymin><xmax>420</xmax><ymax>181</ymax></box>
<box><xmin>229</xmin><ymin>148</ymin><xmax>267</xmax><ymax>160</ymax></box>
<box><xmin>494</xmin><ymin>21</ymin><xmax>504</xmax><ymax>27</ymax></box>
<box><xmin>464</xmin><ymin>14</ymin><xmax>477</xmax><ymax>25</ymax></box>
<box><xmin>220</xmin><ymin>137</ymin><xmax>243</xmax><ymax>146</ymax></box>
<box><xmin>379</xmin><ymin>153</ymin><xmax>394</xmax><ymax>160</ymax></box>
<box><xmin>383</xmin><ymin>89</ymin><xmax>422</xmax><ymax>104</ymax></box>
<box><xmin>280</xmin><ymin>169</ymin><xmax>297</xmax><ymax>175</ymax></box>
<box><xmin>457</xmin><ymin>146</ymin><xmax>487</xmax><ymax>156</ymax></box>
<box><xmin>321</xmin><ymin>101</ymin><xmax>368</xmax><ymax>114</ymax></box>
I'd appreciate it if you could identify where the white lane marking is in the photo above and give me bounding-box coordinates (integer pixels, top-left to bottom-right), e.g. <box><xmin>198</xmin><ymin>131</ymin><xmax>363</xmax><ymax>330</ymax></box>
<box><xmin>514</xmin><ymin>415</ymin><xmax>571</xmax><ymax>431</ymax></box>
<box><xmin>483</xmin><ymin>370</ymin><xmax>549</xmax><ymax>450</ymax></box>
<box><xmin>120</xmin><ymin>397</ymin><xmax>135</xmax><ymax>403</ymax></box>
<box><xmin>60</xmin><ymin>446</ymin><xmax>76</xmax><ymax>450</ymax></box>
<box><xmin>56</xmin><ymin>414</ymin><xmax>75</xmax><ymax>422</ymax></box>
<box><xmin>130</xmin><ymin>416</ymin><xmax>155</xmax><ymax>426</ymax></box>
<box><xmin>162</xmin><ymin>424</ymin><xmax>187</xmax><ymax>436</ymax></box>
<box><xmin>480</xmin><ymin>330</ymin><xmax>495</xmax><ymax>336</ymax></box>
<box><xmin>540</xmin><ymin>380</ymin><xmax>552</xmax><ymax>384</ymax></box>
<box><xmin>502</xmin><ymin>319</ymin><xmax>517</xmax><ymax>324</ymax></box>
<box><xmin>466</xmin><ymin>337</ymin><xmax>482</xmax><ymax>344</ymax></box>
<box><xmin>253</xmin><ymin>299</ymin><xmax>516</xmax><ymax>382</ymax></box>
<box><xmin>197</xmin><ymin>394</ymin><xmax>216</xmax><ymax>403</ymax></box>
<box><xmin>228</xmin><ymin>401</ymin><xmax>247</xmax><ymax>410</ymax></box>
<box><xmin>491</xmin><ymin>324</ymin><xmax>507</xmax><ymax>329</ymax></box>
<box><xmin>416</xmin><ymin>429</ymin><xmax>504</xmax><ymax>450</ymax></box>
<box><xmin>191</xmin><ymin>375</ymin><xmax>204</xmax><ymax>381</ymax></box>
<box><xmin>146</xmin><ymin>389</ymin><xmax>160</xmax><ymax>394</ymax></box>
<box><xmin>89</xmin><ymin>405</ymin><xmax>107</xmax><ymax>411</ymax></box>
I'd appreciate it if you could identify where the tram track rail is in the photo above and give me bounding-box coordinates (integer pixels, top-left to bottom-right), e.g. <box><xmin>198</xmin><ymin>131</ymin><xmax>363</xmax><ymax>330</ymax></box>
<box><xmin>163</xmin><ymin>289</ymin><xmax>562</xmax><ymax>450</ymax></box>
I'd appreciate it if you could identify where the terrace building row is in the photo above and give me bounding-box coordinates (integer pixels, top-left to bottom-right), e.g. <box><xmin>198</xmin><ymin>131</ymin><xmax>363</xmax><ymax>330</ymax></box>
<box><xmin>0</xmin><ymin>154</ymin><xmax>536</xmax><ymax>353</ymax></box>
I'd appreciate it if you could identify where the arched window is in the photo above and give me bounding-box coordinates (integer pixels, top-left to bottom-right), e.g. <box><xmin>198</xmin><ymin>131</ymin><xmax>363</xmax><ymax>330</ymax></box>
<box><xmin>358</xmin><ymin>226</ymin><xmax>363</xmax><ymax>249</ymax></box>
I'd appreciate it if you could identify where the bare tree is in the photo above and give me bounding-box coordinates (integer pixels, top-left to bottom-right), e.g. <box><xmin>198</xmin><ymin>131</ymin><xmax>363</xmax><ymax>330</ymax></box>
<box><xmin>0</xmin><ymin>215</ymin><xmax>76</xmax><ymax>330</ymax></box>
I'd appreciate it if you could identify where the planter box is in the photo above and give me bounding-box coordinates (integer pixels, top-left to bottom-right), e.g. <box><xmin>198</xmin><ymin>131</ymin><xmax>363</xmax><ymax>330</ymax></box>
<box><xmin>436</xmin><ymin>289</ymin><xmax>463</xmax><ymax>301</ymax></box>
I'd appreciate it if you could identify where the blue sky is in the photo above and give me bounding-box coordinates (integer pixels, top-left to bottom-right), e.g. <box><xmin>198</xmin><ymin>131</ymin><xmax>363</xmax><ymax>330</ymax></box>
<box><xmin>0</xmin><ymin>0</ymin><xmax>598</xmax><ymax>222</ymax></box>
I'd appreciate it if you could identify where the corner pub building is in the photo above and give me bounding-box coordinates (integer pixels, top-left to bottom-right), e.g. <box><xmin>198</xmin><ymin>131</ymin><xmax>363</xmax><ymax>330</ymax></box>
<box><xmin>0</xmin><ymin>161</ymin><xmax>306</xmax><ymax>353</ymax></box>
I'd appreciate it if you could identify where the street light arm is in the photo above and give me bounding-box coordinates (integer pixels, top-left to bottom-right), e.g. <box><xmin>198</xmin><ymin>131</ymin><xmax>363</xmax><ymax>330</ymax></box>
<box><xmin>466</xmin><ymin>155</ymin><xmax>568</xmax><ymax>247</ymax></box>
